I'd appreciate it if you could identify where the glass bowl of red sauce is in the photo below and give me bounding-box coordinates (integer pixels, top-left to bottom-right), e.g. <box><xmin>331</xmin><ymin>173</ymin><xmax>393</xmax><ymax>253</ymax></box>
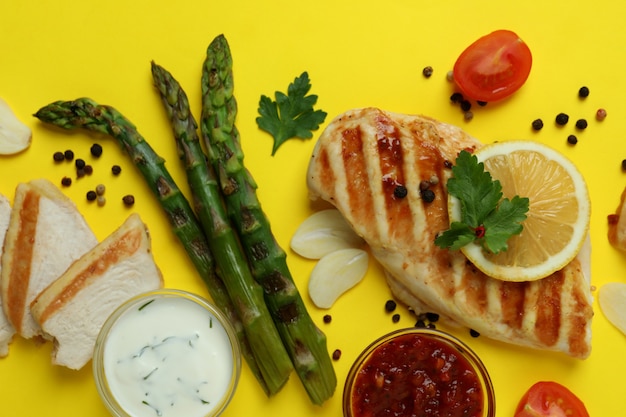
<box><xmin>343</xmin><ymin>327</ymin><xmax>495</xmax><ymax>417</ymax></box>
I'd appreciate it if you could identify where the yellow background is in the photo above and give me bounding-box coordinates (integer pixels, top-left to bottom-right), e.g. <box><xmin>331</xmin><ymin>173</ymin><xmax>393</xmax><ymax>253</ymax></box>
<box><xmin>1</xmin><ymin>0</ymin><xmax>624</xmax><ymax>415</ymax></box>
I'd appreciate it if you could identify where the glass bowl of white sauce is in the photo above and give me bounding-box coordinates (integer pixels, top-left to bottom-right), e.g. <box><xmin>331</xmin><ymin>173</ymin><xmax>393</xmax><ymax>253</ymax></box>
<box><xmin>93</xmin><ymin>289</ymin><xmax>241</xmax><ymax>417</ymax></box>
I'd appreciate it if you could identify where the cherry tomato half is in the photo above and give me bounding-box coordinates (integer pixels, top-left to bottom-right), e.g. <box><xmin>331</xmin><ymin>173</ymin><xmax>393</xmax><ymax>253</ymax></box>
<box><xmin>514</xmin><ymin>381</ymin><xmax>590</xmax><ymax>417</ymax></box>
<box><xmin>453</xmin><ymin>30</ymin><xmax>532</xmax><ymax>102</ymax></box>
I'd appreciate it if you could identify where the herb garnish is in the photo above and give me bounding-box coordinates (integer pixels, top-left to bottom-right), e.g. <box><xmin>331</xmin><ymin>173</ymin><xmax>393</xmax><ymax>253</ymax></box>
<box><xmin>256</xmin><ymin>71</ymin><xmax>327</xmax><ymax>155</ymax></box>
<box><xmin>434</xmin><ymin>150</ymin><xmax>529</xmax><ymax>254</ymax></box>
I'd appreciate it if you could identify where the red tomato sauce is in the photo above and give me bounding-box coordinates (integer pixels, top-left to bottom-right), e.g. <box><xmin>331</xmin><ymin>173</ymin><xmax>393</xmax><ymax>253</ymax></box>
<box><xmin>350</xmin><ymin>333</ymin><xmax>484</xmax><ymax>417</ymax></box>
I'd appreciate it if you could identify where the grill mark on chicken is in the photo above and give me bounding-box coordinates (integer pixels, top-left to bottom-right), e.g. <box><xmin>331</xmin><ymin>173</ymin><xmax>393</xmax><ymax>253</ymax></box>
<box><xmin>535</xmin><ymin>270</ymin><xmax>564</xmax><ymax>347</ymax></box>
<box><xmin>5</xmin><ymin>189</ymin><xmax>39</xmax><ymax>330</ymax></box>
<box><xmin>341</xmin><ymin>127</ymin><xmax>378</xmax><ymax>241</ymax></box>
<box><xmin>36</xmin><ymin>228</ymin><xmax>143</xmax><ymax>323</ymax></box>
<box><xmin>307</xmin><ymin>108</ymin><xmax>593</xmax><ymax>358</ymax></box>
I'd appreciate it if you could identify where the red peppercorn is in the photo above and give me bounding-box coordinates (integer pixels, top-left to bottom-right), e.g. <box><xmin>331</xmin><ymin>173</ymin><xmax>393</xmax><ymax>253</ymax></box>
<box><xmin>332</xmin><ymin>349</ymin><xmax>342</xmax><ymax>360</ymax></box>
<box><xmin>596</xmin><ymin>108</ymin><xmax>607</xmax><ymax>121</ymax></box>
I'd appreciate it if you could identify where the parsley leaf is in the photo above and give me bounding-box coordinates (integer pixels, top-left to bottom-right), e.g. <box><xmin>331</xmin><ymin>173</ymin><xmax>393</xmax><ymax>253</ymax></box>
<box><xmin>256</xmin><ymin>71</ymin><xmax>327</xmax><ymax>155</ymax></box>
<box><xmin>435</xmin><ymin>150</ymin><xmax>529</xmax><ymax>254</ymax></box>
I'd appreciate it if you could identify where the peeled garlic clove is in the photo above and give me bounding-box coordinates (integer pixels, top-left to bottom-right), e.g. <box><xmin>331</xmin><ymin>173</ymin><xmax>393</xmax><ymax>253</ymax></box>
<box><xmin>0</xmin><ymin>98</ymin><xmax>32</xmax><ymax>155</ymax></box>
<box><xmin>308</xmin><ymin>248</ymin><xmax>368</xmax><ymax>309</ymax></box>
<box><xmin>599</xmin><ymin>282</ymin><xmax>626</xmax><ymax>335</ymax></box>
<box><xmin>291</xmin><ymin>209</ymin><xmax>364</xmax><ymax>259</ymax></box>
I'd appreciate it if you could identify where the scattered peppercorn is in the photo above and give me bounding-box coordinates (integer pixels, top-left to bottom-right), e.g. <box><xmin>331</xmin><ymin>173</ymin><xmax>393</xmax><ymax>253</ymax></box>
<box><xmin>555</xmin><ymin>113</ymin><xmax>569</xmax><ymax>125</ymax></box>
<box><xmin>421</xmin><ymin>188</ymin><xmax>435</xmax><ymax>203</ymax></box>
<box><xmin>415</xmin><ymin>319</ymin><xmax>426</xmax><ymax>328</ymax></box>
<box><xmin>444</xmin><ymin>160</ymin><xmax>453</xmax><ymax>169</ymax></box>
<box><xmin>425</xmin><ymin>312</ymin><xmax>439</xmax><ymax>323</ymax></box>
<box><xmin>323</xmin><ymin>314</ymin><xmax>332</xmax><ymax>324</ymax></box>
<box><xmin>76</xmin><ymin>168</ymin><xmax>85</xmax><ymax>179</ymax></box>
<box><xmin>567</xmin><ymin>134</ymin><xmax>578</xmax><ymax>145</ymax></box>
<box><xmin>392</xmin><ymin>313</ymin><xmax>401</xmax><ymax>323</ymax></box>
<box><xmin>477</xmin><ymin>101</ymin><xmax>488</xmax><ymax>107</ymax></box>
<box><xmin>393</xmin><ymin>185</ymin><xmax>408</xmax><ymax>199</ymax></box>
<box><xmin>95</xmin><ymin>184</ymin><xmax>106</xmax><ymax>196</ymax></box>
<box><xmin>460</xmin><ymin>100</ymin><xmax>472</xmax><ymax>112</ymax></box>
<box><xmin>422</xmin><ymin>66</ymin><xmax>434</xmax><ymax>78</ymax></box>
<box><xmin>64</xmin><ymin>149</ymin><xmax>74</xmax><ymax>161</ymax></box>
<box><xmin>61</xmin><ymin>177</ymin><xmax>72</xmax><ymax>187</ymax></box>
<box><xmin>596</xmin><ymin>108</ymin><xmax>607</xmax><ymax>121</ymax></box>
<box><xmin>84</xmin><ymin>165</ymin><xmax>93</xmax><ymax>175</ymax></box>
<box><xmin>578</xmin><ymin>86</ymin><xmax>589</xmax><ymax>98</ymax></box>
<box><xmin>419</xmin><ymin>180</ymin><xmax>431</xmax><ymax>191</ymax></box>
<box><xmin>332</xmin><ymin>349</ymin><xmax>342</xmax><ymax>360</ymax></box>
<box><xmin>575</xmin><ymin>119</ymin><xmax>588</xmax><ymax>130</ymax></box>
<box><xmin>86</xmin><ymin>190</ymin><xmax>97</xmax><ymax>201</ymax></box>
<box><xmin>450</xmin><ymin>92</ymin><xmax>463</xmax><ymax>103</ymax></box>
<box><xmin>429</xmin><ymin>175</ymin><xmax>439</xmax><ymax>186</ymax></box>
<box><xmin>463</xmin><ymin>111</ymin><xmax>474</xmax><ymax>121</ymax></box>
<box><xmin>53</xmin><ymin>151</ymin><xmax>65</xmax><ymax>162</ymax></box>
<box><xmin>90</xmin><ymin>143</ymin><xmax>103</xmax><ymax>157</ymax></box>
<box><xmin>384</xmin><ymin>299</ymin><xmax>397</xmax><ymax>312</ymax></box>
<box><xmin>122</xmin><ymin>194</ymin><xmax>135</xmax><ymax>206</ymax></box>
<box><xmin>469</xmin><ymin>329</ymin><xmax>480</xmax><ymax>338</ymax></box>
<box><xmin>111</xmin><ymin>165</ymin><xmax>122</xmax><ymax>175</ymax></box>
<box><xmin>75</xmin><ymin>158</ymin><xmax>86</xmax><ymax>169</ymax></box>
<box><xmin>446</xmin><ymin>70</ymin><xmax>454</xmax><ymax>82</ymax></box>
<box><xmin>97</xmin><ymin>195</ymin><xmax>106</xmax><ymax>206</ymax></box>
<box><xmin>621</xmin><ymin>159</ymin><xmax>626</xmax><ymax>171</ymax></box>
<box><xmin>531</xmin><ymin>119</ymin><xmax>544</xmax><ymax>131</ymax></box>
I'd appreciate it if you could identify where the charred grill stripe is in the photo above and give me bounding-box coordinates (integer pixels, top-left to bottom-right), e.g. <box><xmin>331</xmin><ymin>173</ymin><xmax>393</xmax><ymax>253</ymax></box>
<box><xmin>341</xmin><ymin>126</ymin><xmax>379</xmax><ymax>241</ymax></box>
<box><xmin>499</xmin><ymin>280</ymin><xmax>528</xmax><ymax>329</ymax></box>
<box><xmin>534</xmin><ymin>270</ymin><xmax>565</xmax><ymax>347</ymax></box>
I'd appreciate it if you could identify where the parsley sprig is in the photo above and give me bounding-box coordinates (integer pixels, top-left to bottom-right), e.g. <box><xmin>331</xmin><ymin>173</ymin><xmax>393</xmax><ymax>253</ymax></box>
<box><xmin>256</xmin><ymin>71</ymin><xmax>327</xmax><ymax>155</ymax></box>
<box><xmin>435</xmin><ymin>150</ymin><xmax>530</xmax><ymax>254</ymax></box>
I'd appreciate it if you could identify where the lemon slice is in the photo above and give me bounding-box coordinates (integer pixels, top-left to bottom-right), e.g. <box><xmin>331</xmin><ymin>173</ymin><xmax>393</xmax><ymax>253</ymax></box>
<box><xmin>448</xmin><ymin>140</ymin><xmax>590</xmax><ymax>281</ymax></box>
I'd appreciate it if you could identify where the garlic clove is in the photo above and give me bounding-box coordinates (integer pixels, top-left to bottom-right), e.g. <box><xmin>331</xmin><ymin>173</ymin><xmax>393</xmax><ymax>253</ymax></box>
<box><xmin>598</xmin><ymin>282</ymin><xmax>626</xmax><ymax>335</ymax></box>
<box><xmin>0</xmin><ymin>98</ymin><xmax>32</xmax><ymax>155</ymax></box>
<box><xmin>308</xmin><ymin>248</ymin><xmax>368</xmax><ymax>309</ymax></box>
<box><xmin>291</xmin><ymin>209</ymin><xmax>364</xmax><ymax>259</ymax></box>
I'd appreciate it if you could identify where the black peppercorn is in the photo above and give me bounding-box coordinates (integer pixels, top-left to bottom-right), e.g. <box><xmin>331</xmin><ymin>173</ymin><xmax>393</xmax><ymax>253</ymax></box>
<box><xmin>111</xmin><ymin>165</ymin><xmax>122</xmax><ymax>175</ymax></box>
<box><xmin>421</xmin><ymin>188</ymin><xmax>435</xmax><ymax>203</ymax></box>
<box><xmin>425</xmin><ymin>312</ymin><xmax>440</xmax><ymax>323</ymax></box>
<box><xmin>53</xmin><ymin>151</ymin><xmax>65</xmax><ymax>162</ymax></box>
<box><xmin>621</xmin><ymin>159</ymin><xmax>626</xmax><ymax>171</ymax></box>
<box><xmin>567</xmin><ymin>135</ymin><xmax>578</xmax><ymax>145</ymax></box>
<box><xmin>555</xmin><ymin>113</ymin><xmax>569</xmax><ymax>126</ymax></box>
<box><xmin>86</xmin><ymin>190</ymin><xmax>97</xmax><ymax>201</ymax></box>
<box><xmin>64</xmin><ymin>149</ymin><xmax>74</xmax><ymax>161</ymax></box>
<box><xmin>422</xmin><ymin>66</ymin><xmax>434</xmax><ymax>78</ymax></box>
<box><xmin>578</xmin><ymin>86</ymin><xmax>589</xmax><ymax>98</ymax></box>
<box><xmin>323</xmin><ymin>314</ymin><xmax>332</xmax><ymax>324</ymax></box>
<box><xmin>75</xmin><ymin>158</ymin><xmax>86</xmax><ymax>169</ymax></box>
<box><xmin>393</xmin><ymin>185</ymin><xmax>408</xmax><ymax>199</ymax></box>
<box><xmin>90</xmin><ymin>143</ymin><xmax>103</xmax><ymax>157</ymax></box>
<box><xmin>122</xmin><ymin>194</ymin><xmax>135</xmax><ymax>206</ymax></box>
<box><xmin>385</xmin><ymin>299</ymin><xmax>397</xmax><ymax>312</ymax></box>
<box><xmin>392</xmin><ymin>313</ymin><xmax>400</xmax><ymax>323</ymax></box>
<box><xmin>575</xmin><ymin>119</ymin><xmax>588</xmax><ymax>130</ymax></box>
<box><xmin>332</xmin><ymin>349</ymin><xmax>342</xmax><ymax>360</ymax></box>
<box><xmin>450</xmin><ymin>92</ymin><xmax>464</xmax><ymax>103</ymax></box>
<box><xmin>469</xmin><ymin>329</ymin><xmax>480</xmax><ymax>338</ymax></box>
<box><xmin>61</xmin><ymin>177</ymin><xmax>72</xmax><ymax>187</ymax></box>
<box><xmin>477</xmin><ymin>101</ymin><xmax>488</xmax><ymax>107</ymax></box>
<box><xmin>460</xmin><ymin>100</ymin><xmax>472</xmax><ymax>112</ymax></box>
<box><xmin>84</xmin><ymin>165</ymin><xmax>93</xmax><ymax>175</ymax></box>
<box><xmin>531</xmin><ymin>119</ymin><xmax>544</xmax><ymax>131</ymax></box>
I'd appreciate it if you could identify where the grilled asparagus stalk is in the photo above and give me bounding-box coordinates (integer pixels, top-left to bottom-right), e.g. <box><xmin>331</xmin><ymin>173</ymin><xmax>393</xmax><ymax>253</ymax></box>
<box><xmin>150</xmin><ymin>63</ymin><xmax>293</xmax><ymax>395</ymax></box>
<box><xmin>201</xmin><ymin>34</ymin><xmax>336</xmax><ymax>405</ymax></box>
<box><xmin>34</xmin><ymin>97</ymin><xmax>273</xmax><ymax>395</ymax></box>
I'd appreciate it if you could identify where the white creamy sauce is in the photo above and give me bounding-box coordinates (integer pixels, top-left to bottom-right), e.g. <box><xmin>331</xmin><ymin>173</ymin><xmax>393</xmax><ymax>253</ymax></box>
<box><xmin>103</xmin><ymin>296</ymin><xmax>234</xmax><ymax>417</ymax></box>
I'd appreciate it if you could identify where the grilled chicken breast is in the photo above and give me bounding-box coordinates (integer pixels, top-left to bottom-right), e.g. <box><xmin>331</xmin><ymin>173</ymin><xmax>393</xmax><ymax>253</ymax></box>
<box><xmin>307</xmin><ymin>107</ymin><xmax>593</xmax><ymax>359</ymax></box>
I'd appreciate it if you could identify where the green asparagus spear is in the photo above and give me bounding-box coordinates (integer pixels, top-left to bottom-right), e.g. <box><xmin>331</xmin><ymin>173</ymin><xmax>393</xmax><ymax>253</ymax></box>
<box><xmin>33</xmin><ymin>98</ymin><xmax>270</xmax><ymax>395</ymax></box>
<box><xmin>201</xmin><ymin>34</ymin><xmax>337</xmax><ymax>405</ymax></box>
<box><xmin>150</xmin><ymin>62</ymin><xmax>293</xmax><ymax>395</ymax></box>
